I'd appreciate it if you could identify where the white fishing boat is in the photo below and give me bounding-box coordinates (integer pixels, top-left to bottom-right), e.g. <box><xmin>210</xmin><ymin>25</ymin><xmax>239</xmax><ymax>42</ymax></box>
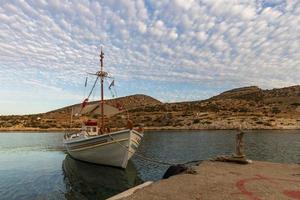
<box><xmin>64</xmin><ymin>49</ymin><xmax>144</xmax><ymax>168</ymax></box>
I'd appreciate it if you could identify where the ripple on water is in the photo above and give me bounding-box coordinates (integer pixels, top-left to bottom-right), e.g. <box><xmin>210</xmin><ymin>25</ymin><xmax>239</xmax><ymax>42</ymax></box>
<box><xmin>0</xmin><ymin>130</ymin><xmax>300</xmax><ymax>199</ymax></box>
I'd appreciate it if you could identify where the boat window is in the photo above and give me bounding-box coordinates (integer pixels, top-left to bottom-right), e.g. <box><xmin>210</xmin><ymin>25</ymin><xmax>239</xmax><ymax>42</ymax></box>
<box><xmin>92</xmin><ymin>127</ymin><xmax>97</xmax><ymax>132</ymax></box>
<box><xmin>87</xmin><ymin>127</ymin><xmax>91</xmax><ymax>132</ymax></box>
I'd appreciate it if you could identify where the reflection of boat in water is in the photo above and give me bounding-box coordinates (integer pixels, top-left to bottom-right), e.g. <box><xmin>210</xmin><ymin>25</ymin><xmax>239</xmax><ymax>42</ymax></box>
<box><xmin>62</xmin><ymin>155</ymin><xmax>142</xmax><ymax>200</ymax></box>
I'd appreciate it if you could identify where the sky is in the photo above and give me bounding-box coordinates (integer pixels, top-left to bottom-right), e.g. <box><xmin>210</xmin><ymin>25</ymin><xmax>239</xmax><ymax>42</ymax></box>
<box><xmin>0</xmin><ymin>0</ymin><xmax>299</xmax><ymax>115</ymax></box>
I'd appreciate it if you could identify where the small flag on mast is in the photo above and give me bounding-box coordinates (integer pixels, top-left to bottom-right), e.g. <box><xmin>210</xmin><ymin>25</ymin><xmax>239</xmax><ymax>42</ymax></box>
<box><xmin>81</xmin><ymin>98</ymin><xmax>89</xmax><ymax>108</ymax></box>
<box><xmin>108</xmin><ymin>80</ymin><xmax>115</xmax><ymax>90</ymax></box>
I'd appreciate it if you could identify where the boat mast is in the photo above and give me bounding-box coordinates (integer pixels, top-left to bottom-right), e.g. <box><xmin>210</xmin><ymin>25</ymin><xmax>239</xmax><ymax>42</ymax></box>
<box><xmin>99</xmin><ymin>49</ymin><xmax>105</xmax><ymax>133</ymax></box>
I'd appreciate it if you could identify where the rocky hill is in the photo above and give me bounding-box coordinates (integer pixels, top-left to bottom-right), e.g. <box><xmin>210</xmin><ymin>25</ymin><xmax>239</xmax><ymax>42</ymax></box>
<box><xmin>0</xmin><ymin>94</ymin><xmax>161</xmax><ymax>130</ymax></box>
<box><xmin>0</xmin><ymin>86</ymin><xmax>299</xmax><ymax>130</ymax></box>
<box><xmin>116</xmin><ymin>85</ymin><xmax>299</xmax><ymax>130</ymax></box>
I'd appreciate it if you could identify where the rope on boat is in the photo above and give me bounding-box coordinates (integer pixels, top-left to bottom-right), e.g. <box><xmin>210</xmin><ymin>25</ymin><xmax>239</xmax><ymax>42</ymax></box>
<box><xmin>130</xmin><ymin>150</ymin><xmax>177</xmax><ymax>166</ymax></box>
<box><xmin>134</xmin><ymin>150</ymin><xmax>202</xmax><ymax>166</ymax></box>
<box><xmin>87</xmin><ymin>76</ymin><xmax>99</xmax><ymax>100</ymax></box>
<box><xmin>106</xmin><ymin>131</ymin><xmax>200</xmax><ymax>166</ymax></box>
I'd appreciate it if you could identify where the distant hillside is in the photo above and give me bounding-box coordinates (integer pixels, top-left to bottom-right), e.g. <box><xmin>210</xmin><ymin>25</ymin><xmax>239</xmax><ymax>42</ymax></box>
<box><xmin>0</xmin><ymin>94</ymin><xmax>161</xmax><ymax>130</ymax></box>
<box><xmin>210</xmin><ymin>86</ymin><xmax>263</xmax><ymax>101</ymax></box>
<box><xmin>0</xmin><ymin>86</ymin><xmax>299</xmax><ymax>131</ymax></box>
<box><xmin>113</xmin><ymin>85</ymin><xmax>299</xmax><ymax>130</ymax></box>
<box><xmin>210</xmin><ymin>85</ymin><xmax>300</xmax><ymax>102</ymax></box>
<box><xmin>50</xmin><ymin>94</ymin><xmax>161</xmax><ymax>114</ymax></box>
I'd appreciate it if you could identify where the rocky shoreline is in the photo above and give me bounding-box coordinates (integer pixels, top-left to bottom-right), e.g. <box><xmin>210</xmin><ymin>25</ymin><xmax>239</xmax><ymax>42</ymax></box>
<box><xmin>0</xmin><ymin>125</ymin><xmax>299</xmax><ymax>132</ymax></box>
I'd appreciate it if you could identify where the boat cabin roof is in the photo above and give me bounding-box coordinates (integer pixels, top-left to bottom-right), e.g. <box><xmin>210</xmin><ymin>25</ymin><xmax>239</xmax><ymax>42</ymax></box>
<box><xmin>84</xmin><ymin>120</ymin><xmax>97</xmax><ymax>126</ymax></box>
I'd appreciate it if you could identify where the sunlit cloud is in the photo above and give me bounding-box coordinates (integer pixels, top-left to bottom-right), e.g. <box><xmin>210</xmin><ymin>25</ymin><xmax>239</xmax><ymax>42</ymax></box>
<box><xmin>0</xmin><ymin>0</ymin><xmax>299</xmax><ymax>114</ymax></box>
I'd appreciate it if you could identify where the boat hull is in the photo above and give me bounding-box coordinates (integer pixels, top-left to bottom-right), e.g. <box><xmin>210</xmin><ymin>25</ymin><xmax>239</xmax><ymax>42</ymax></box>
<box><xmin>64</xmin><ymin>129</ymin><xmax>143</xmax><ymax>168</ymax></box>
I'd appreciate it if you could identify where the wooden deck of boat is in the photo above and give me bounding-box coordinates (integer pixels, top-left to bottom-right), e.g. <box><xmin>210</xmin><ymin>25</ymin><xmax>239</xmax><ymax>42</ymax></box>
<box><xmin>113</xmin><ymin>161</ymin><xmax>300</xmax><ymax>200</ymax></box>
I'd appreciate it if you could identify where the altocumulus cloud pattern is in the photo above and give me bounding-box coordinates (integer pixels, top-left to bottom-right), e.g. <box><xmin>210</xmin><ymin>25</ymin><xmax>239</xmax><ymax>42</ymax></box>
<box><xmin>0</xmin><ymin>0</ymin><xmax>299</xmax><ymax>114</ymax></box>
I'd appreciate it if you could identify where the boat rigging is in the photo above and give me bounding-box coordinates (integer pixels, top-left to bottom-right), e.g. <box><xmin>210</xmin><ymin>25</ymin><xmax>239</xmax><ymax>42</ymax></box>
<box><xmin>63</xmin><ymin>48</ymin><xmax>144</xmax><ymax>168</ymax></box>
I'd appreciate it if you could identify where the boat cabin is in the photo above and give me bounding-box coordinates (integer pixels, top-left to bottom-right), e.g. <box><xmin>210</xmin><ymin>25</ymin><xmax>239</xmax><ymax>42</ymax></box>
<box><xmin>83</xmin><ymin>120</ymin><xmax>99</xmax><ymax>136</ymax></box>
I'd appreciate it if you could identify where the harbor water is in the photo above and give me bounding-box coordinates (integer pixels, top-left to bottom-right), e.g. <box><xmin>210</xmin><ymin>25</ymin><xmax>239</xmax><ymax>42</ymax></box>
<box><xmin>0</xmin><ymin>130</ymin><xmax>299</xmax><ymax>200</ymax></box>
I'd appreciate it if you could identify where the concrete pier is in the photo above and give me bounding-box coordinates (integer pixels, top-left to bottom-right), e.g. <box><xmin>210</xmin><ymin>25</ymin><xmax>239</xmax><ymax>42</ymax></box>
<box><xmin>115</xmin><ymin>161</ymin><xmax>300</xmax><ymax>200</ymax></box>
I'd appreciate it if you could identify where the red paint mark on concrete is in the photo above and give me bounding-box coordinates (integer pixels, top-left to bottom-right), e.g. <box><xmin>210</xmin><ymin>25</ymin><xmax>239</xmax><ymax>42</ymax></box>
<box><xmin>233</xmin><ymin>175</ymin><xmax>300</xmax><ymax>200</ymax></box>
<box><xmin>235</xmin><ymin>177</ymin><xmax>262</xmax><ymax>200</ymax></box>
<box><xmin>283</xmin><ymin>190</ymin><xmax>300</xmax><ymax>199</ymax></box>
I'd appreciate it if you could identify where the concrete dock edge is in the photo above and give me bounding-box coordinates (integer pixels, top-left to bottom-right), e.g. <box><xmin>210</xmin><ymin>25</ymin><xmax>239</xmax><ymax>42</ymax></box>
<box><xmin>107</xmin><ymin>181</ymin><xmax>153</xmax><ymax>200</ymax></box>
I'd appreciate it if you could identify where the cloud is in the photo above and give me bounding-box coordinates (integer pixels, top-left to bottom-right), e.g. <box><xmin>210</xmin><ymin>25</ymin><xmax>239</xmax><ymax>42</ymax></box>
<box><xmin>0</xmin><ymin>0</ymin><xmax>299</xmax><ymax>114</ymax></box>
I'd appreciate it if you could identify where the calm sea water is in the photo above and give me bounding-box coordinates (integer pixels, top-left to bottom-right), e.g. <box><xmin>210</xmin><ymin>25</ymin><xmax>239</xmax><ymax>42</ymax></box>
<box><xmin>0</xmin><ymin>130</ymin><xmax>299</xmax><ymax>200</ymax></box>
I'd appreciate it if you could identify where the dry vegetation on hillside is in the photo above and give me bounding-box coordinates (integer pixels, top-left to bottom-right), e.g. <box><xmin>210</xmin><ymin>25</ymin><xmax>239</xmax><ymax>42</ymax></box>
<box><xmin>1</xmin><ymin>86</ymin><xmax>299</xmax><ymax>131</ymax></box>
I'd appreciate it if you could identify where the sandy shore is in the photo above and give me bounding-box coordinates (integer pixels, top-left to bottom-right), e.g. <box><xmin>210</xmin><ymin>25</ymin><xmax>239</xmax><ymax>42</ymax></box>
<box><xmin>117</xmin><ymin>160</ymin><xmax>300</xmax><ymax>200</ymax></box>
